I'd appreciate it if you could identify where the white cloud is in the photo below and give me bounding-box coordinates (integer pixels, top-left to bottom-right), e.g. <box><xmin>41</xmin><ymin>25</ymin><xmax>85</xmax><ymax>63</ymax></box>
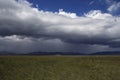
<box><xmin>0</xmin><ymin>0</ymin><xmax>120</xmax><ymax>53</ymax></box>
<box><xmin>108</xmin><ymin>2</ymin><xmax>120</xmax><ymax>12</ymax></box>
<box><xmin>89</xmin><ymin>1</ymin><xmax>94</xmax><ymax>5</ymax></box>
<box><xmin>84</xmin><ymin>10</ymin><xmax>112</xmax><ymax>19</ymax></box>
<box><xmin>58</xmin><ymin>9</ymin><xmax>77</xmax><ymax>18</ymax></box>
<box><xmin>107</xmin><ymin>1</ymin><xmax>120</xmax><ymax>15</ymax></box>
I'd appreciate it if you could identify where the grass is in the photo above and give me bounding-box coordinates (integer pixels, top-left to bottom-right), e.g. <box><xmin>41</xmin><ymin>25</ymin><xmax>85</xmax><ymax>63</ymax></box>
<box><xmin>0</xmin><ymin>56</ymin><xmax>120</xmax><ymax>80</ymax></box>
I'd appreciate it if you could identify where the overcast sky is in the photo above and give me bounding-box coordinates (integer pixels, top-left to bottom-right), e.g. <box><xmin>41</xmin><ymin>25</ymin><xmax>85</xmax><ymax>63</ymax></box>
<box><xmin>0</xmin><ymin>0</ymin><xmax>120</xmax><ymax>53</ymax></box>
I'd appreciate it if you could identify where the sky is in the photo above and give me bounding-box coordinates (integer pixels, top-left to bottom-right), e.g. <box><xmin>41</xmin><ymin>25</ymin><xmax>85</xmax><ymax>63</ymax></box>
<box><xmin>0</xmin><ymin>0</ymin><xmax>120</xmax><ymax>54</ymax></box>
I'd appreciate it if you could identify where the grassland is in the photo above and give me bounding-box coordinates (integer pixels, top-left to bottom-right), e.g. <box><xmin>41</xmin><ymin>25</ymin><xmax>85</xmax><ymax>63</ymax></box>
<box><xmin>0</xmin><ymin>56</ymin><xmax>120</xmax><ymax>80</ymax></box>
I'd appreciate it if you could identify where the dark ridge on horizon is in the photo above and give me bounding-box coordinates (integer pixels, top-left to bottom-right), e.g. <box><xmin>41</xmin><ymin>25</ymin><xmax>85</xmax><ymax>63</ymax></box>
<box><xmin>0</xmin><ymin>51</ymin><xmax>120</xmax><ymax>55</ymax></box>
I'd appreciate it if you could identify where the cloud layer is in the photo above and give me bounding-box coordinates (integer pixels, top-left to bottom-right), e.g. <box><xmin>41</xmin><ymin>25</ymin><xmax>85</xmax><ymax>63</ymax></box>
<box><xmin>106</xmin><ymin>0</ymin><xmax>120</xmax><ymax>15</ymax></box>
<box><xmin>0</xmin><ymin>0</ymin><xmax>120</xmax><ymax>53</ymax></box>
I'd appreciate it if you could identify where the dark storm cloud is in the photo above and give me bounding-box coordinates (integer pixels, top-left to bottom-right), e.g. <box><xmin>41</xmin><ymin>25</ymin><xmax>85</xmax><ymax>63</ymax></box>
<box><xmin>0</xmin><ymin>0</ymin><xmax>120</xmax><ymax>53</ymax></box>
<box><xmin>0</xmin><ymin>36</ymin><xmax>112</xmax><ymax>53</ymax></box>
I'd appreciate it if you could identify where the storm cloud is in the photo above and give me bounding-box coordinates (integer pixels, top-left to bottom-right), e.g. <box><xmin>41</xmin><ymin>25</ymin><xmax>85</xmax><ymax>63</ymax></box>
<box><xmin>0</xmin><ymin>0</ymin><xmax>120</xmax><ymax>53</ymax></box>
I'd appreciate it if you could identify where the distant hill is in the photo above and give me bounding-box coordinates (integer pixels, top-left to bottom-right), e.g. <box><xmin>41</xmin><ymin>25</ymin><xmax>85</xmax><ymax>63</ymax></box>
<box><xmin>26</xmin><ymin>51</ymin><xmax>120</xmax><ymax>55</ymax></box>
<box><xmin>0</xmin><ymin>51</ymin><xmax>120</xmax><ymax>55</ymax></box>
<box><xmin>28</xmin><ymin>52</ymin><xmax>85</xmax><ymax>55</ymax></box>
<box><xmin>91</xmin><ymin>51</ymin><xmax>120</xmax><ymax>55</ymax></box>
<box><xmin>0</xmin><ymin>51</ymin><xmax>85</xmax><ymax>55</ymax></box>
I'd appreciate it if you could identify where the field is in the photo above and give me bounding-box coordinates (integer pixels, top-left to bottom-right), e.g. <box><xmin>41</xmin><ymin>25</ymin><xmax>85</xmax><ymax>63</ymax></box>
<box><xmin>0</xmin><ymin>56</ymin><xmax>120</xmax><ymax>80</ymax></box>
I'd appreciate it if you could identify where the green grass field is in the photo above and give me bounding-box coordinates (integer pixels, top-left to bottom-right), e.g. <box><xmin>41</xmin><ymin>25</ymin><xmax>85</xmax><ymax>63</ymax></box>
<box><xmin>0</xmin><ymin>56</ymin><xmax>120</xmax><ymax>80</ymax></box>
